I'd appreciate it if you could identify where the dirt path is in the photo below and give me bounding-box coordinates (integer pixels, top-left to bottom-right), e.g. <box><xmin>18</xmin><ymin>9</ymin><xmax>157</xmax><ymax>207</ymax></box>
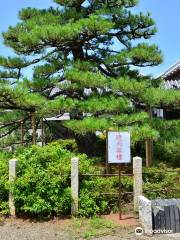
<box><xmin>0</xmin><ymin>218</ymin><xmax>179</xmax><ymax>240</ymax></box>
<box><xmin>0</xmin><ymin>218</ymin><xmax>71</xmax><ymax>240</ymax></box>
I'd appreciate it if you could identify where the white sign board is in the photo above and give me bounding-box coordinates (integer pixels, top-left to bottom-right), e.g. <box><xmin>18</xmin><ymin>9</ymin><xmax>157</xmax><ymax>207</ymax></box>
<box><xmin>107</xmin><ymin>132</ymin><xmax>131</xmax><ymax>164</ymax></box>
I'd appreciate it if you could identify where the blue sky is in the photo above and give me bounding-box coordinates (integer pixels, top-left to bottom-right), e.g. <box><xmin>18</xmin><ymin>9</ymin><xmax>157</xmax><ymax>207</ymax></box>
<box><xmin>0</xmin><ymin>0</ymin><xmax>180</xmax><ymax>77</ymax></box>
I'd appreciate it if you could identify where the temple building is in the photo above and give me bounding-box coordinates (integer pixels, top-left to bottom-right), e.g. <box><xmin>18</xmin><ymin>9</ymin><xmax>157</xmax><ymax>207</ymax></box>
<box><xmin>154</xmin><ymin>61</ymin><xmax>180</xmax><ymax>119</ymax></box>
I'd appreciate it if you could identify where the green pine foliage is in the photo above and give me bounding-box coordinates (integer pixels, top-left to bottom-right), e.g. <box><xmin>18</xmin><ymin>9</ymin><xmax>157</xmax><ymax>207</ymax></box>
<box><xmin>153</xmin><ymin>119</ymin><xmax>180</xmax><ymax>166</ymax></box>
<box><xmin>0</xmin><ymin>0</ymin><xmax>179</xmax><ymax>149</ymax></box>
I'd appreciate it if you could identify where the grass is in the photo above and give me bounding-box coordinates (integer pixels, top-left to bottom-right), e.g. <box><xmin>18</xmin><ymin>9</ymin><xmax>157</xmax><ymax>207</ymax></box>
<box><xmin>68</xmin><ymin>216</ymin><xmax>124</xmax><ymax>239</ymax></box>
<box><xmin>83</xmin><ymin>217</ymin><xmax>117</xmax><ymax>239</ymax></box>
<box><xmin>0</xmin><ymin>215</ymin><xmax>136</xmax><ymax>239</ymax></box>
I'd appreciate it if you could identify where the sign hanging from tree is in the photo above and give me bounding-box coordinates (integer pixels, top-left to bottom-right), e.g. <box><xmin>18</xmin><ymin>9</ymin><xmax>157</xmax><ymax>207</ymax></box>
<box><xmin>107</xmin><ymin>132</ymin><xmax>131</xmax><ymax>164</ymax></box>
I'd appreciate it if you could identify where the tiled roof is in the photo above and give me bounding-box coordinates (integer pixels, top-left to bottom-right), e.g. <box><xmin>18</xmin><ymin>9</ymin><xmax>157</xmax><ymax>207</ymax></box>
<box><xmin>158</xmin><ymin>61</ymin><xmax>180</xmax><ymax>79</ymax></box>
<box><xmin>157</xmin><ymin>61</ymin><xmax>180</xmax><ymax>90</ymax></box>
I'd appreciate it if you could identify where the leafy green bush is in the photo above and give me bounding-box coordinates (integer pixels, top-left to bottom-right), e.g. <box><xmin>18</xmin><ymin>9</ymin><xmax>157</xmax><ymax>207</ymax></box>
<box><xmin>153</xmin><ymin>119</ymin><xmax>180</xmax><ymax>167</ymax></box>
<box><xmin>0</xmin><ymin>151</ymin><xmax>11</xmax><ymax>215</ymax></box>
<box><xmin>13</xmin><ymin>143</ymin><xmax>92</xmax><ymax>217</ymax></box>
<box><xmin>143</xmin><ymin>163</ymin><xmax>180</xmax><ymax>199</ymax></box>
<box><xmin>13</xmin><ymin>142</ymin><xmax>133</xmax><ymax>217</ymax></box>
<box><xmin>0</xmin><ymin>143</ymin><xmax>179</xmax><ymax>218</ymax></box>
<box><xmin>79</xmin><ymin>178</ymin><xmax>116</xmax><ymax>217</ymax></box>
<box><xmin>54</xmin><ymin>139</ymin><xmax>78</xmax><ymax>153</ymax></box>
<box><xmin>79</xmin><ymin>176</ymin><xmax>133</xmax><ymax>217</ymax></box>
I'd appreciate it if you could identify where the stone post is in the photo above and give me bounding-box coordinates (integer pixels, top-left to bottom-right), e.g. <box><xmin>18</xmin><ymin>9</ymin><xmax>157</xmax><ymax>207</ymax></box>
<box><xmin>9</xmin><ymin>159</ymin><xmax>18</xmax><ymax>216</ymax></box>
<box><xmin>71</xmin><ymin>157</ymin><xmax>79</xmax><ymax>216</ymax></box>
<box><xmin>133</xmin><ymin>156</ymin><xmax>142</xmax><ymax>212</ymax></box>
<box><xmin>138</xmin><ymin>196</ymin><xmax>153</xmax><ymax>235</ymax></box>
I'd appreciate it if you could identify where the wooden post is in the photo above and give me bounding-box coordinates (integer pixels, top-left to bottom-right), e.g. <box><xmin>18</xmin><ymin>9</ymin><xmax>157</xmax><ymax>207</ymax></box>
<box><xmin>31</xmin><ymin>112</ymin><xmax>36</xmax><ymax>145</ymax></box>
<box><xmin>9</xmin><ymin>159</ymin><xmax>18</xmax><ymax>216</ymax></box>
<box><xmin>145</xmin><ymin>107</ymin><xmax>153</xmax><ymax>167</ymax></box>
<box><xmin>20</xmin><ymin>120</ymin><xmax>24</xmax><ymax>146</ymax></box>
<box><xmin>71</xmin><ymin>157</ymin><xmax>79</xmax><ymax>216</ymax></box>
<box><xmin>133</xmin><ymin>156</ymin><xmax>143</xmax><ymax>212</ymax></box>
<box><xmin>119</xmin><ymin>165</ymin><xmax>122</xmax><ymax>220</ymax></box>
<box><xmin>106</xmin><ymin>130</ymin><xmax>110</xmax><ymax>174</ymax></box>
<box><xmin>145</xmin><ymin>139</ymin><xmax>153</xmax><ymax>167</ymax></box>
<box><xmin>41</xmin><ymin>118</ymin><xmax>45</xmax><ymax>146</ymax></box>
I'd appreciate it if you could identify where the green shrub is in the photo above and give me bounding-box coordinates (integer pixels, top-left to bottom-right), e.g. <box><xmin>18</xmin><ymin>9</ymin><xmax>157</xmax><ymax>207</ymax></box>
<box><xmin>0</xmin><ymin>151</ymin><xmax>11</xmax><ymax>215</ymax></box>
<box><xmin>13</xmin><ymin>143</ymin><xmax>92</xmax><ymax>217</ymax></box>
<box><xmin>0</xmin><ymin>142</ymin><xmax>179</xmax><ymax>218</ymax></box>
<box><xmin>79</xmin><ymin>178</ymin><xmax>116</xmax><ymax>217</ymax></box>
<box><xmin>79</xmin><ymin>176</ymin><xmax>133</xmax><ymax>217</ymax></box>
<box><xmin>153</xmin><ymin>119</ymin><xmax>180</xmax><ymax>168</ymax></box>
<box><xmin>53</xmin><ymin>139</ymin><xmax>78</xmax><ymax>153</ymax></box>
<box><xmin>12</xmin><ymin>142</ymin><xmax>133</xmax><ymax>217</ymax></box>
<box><xmin>143</xmin><ymin>163</ymin><xmax>180</xmax><ymax>199</ymax></box>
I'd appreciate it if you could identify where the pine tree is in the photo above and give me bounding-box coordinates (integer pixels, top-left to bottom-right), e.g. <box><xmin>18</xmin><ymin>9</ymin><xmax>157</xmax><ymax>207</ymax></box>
<box><xmin>0</xmin><ymin>0</ymin><xmax>180</xmax><ymax>154</ymax></box>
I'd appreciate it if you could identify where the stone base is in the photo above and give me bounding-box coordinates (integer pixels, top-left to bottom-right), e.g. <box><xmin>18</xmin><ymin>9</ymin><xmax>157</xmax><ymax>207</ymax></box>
<box><xmin>138</xmin><ymin>196</ymin><xmax>180</xmax><ymax>234</ymax></box>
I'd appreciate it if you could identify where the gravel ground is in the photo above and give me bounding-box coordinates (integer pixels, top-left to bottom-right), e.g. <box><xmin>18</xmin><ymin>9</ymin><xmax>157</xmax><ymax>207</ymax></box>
<box><xmin>0</xmin><ymin>218</ymin><xmax>180</xmax><ymax>240</ymax></box>
<box><xmin>0</xmin><ymin>218</ymin><xmax>71</xmax><ymax>240</ymax></box>
<box><xmin>92</xmin><ymin>234</ymin><xmax>180</xmax><ymax>240</ymax></box>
